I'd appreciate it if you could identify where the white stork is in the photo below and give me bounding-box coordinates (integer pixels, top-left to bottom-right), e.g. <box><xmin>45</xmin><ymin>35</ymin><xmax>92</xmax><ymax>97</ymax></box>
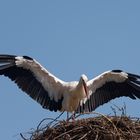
<box><xmin>0</xmin><ymin>54</ymin><xmax>140</xmax><ymax>114</ymax></box>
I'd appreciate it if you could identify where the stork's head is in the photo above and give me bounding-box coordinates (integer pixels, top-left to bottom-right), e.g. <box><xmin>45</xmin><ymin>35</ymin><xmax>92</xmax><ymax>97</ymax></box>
<box><xmin>80</xmin><ymin>74</ymin><xmax>88</xmax><ymax>98</ymax></box>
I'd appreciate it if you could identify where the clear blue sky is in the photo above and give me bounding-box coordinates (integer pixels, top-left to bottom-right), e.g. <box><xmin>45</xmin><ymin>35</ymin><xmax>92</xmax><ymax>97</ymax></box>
<box><xmin>0</xmin><ymin>1</ymin><xmax>140</xmax><ymax>140</ymax></box>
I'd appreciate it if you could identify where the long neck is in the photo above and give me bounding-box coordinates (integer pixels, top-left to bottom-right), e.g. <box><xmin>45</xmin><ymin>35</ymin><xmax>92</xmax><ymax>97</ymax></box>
<box><xmin>75</xmin><ymin>80</ymin><xmax>86</xmax><ymax>99</ymax></box>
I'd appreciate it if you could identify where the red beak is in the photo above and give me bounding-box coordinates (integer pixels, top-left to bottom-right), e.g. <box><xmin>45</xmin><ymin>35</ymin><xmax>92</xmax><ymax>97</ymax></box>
<box><xmin>83</xmin><ymin>80</ymin><xmax>88</xmax><ymax>98</ymax></box>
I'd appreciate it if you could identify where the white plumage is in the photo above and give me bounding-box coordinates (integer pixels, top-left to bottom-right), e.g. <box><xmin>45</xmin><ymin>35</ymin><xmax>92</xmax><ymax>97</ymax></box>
<box><xmin>0</xmin><ymin>54</ymin><xmax>140</xmax><ymax>113</ymax></box>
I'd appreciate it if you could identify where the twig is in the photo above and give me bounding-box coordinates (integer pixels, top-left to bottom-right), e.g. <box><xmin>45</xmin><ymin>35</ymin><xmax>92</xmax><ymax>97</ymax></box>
<box><xmin>78</xmin><ymin>132</ymin><xmax>88</xmax><ymax>140</ymax></box>
<box><xmin>54</xmin><ymin>126</ymin><xmax>83</xmax><ymax>139</ymax></box>
<box><xmin>36</xmin><ymin>112</ymin><xmax>64</xmax><ymax>131</ymax></box>
<box><xmin>20</xmin><ymin>133</ymin><xmax>28</xmax><ymax>140</ymax></box>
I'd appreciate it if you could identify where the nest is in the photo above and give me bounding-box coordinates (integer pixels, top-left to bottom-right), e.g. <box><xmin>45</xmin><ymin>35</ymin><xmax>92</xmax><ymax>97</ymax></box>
<box><xmin>21</xmin><ymin>113</ymin><xmax>140</xmax><ymax>140</ymax></box>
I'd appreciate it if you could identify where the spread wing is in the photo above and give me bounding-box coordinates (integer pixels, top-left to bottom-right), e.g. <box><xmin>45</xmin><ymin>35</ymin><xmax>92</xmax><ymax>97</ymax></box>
<box><xmin>77</xmin><ymin>70</ymin><xmax>140</xmax><ymax>113</ymax></box>
<box><xmin>0</xmin><ymin>55</ymin><xmax>69</xmax><ymax>112</ymax></box>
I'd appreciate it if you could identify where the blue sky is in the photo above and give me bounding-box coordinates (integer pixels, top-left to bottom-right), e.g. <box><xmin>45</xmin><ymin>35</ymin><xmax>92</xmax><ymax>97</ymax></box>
<box><xmin>0</xmin><ymin>1</ymin><xmax>140</xmax><ymax>140</ymax></box>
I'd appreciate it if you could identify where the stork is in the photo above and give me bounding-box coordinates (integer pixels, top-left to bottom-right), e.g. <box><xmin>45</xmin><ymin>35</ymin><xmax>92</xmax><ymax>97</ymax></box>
<box><xmin>0</xmin><ymin>54</ymin><xmax>140</xmax><ymax>115</ymax></box>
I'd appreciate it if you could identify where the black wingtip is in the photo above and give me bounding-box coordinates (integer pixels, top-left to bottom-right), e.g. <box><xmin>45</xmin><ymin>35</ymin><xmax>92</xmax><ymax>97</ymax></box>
<box><xmin>127</xmin><ymin>72</ymin><xmax>140</xmax><ymax>99</ymax></box>
<box><xmin>0</xmin><ymin>55</ymin><xmax>16</xmax><ymax>71</ymax></box>
<box><xmin>127</xmin><ymin>73</ymin><xmax>140</xmax><ymax>79</ymax></box>
<box><xmin>0</xmin><ymin>54</ymin><xmax>16</xmax><ymax>62</ymax></box>
<box><xmin>0</xmin><ymin>54</ymin><xmax>33</xmax><ymax>60</ymax></box>
<box><xmin>0</xmin><ymin>54</ymin><xmax>16</xmax><ymax>58</ymax></box>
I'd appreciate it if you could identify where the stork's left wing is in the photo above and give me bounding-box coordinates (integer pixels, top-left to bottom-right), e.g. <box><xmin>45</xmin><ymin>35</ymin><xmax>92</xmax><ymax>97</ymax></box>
<box><xmin>0</xmin><ymin>54</ymin><xmax>69</xmax><ymax>112</ymax></box>
<box><xmin>77</xmin><ymin>70</ymin><xmax>140</xmax><ymax>113</ymax></box>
